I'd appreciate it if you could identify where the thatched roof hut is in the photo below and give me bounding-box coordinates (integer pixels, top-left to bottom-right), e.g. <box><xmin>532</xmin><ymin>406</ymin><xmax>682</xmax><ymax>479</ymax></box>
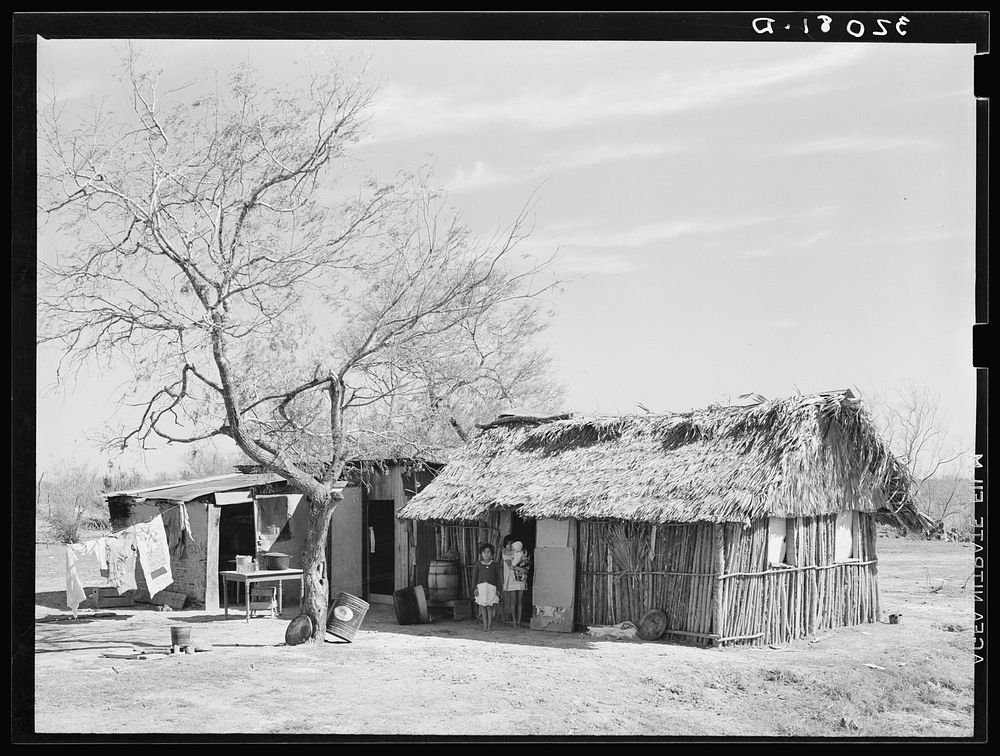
<box><xmin>399</xmin><ymin>389</ymin><xmax>927</xmax><ymax>531</ymax></box>
<box><xmin>399</xmin><ymin>390</ymin><xmax>929</xmax><ymax>646</ymax></box>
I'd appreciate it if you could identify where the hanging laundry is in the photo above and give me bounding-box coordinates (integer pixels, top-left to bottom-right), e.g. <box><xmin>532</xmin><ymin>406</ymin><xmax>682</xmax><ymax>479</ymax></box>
<box><xmin>106</xmin><ymin>528</ymin><xmax>138</xmax><ymax>595</ymax></box>
<box><xmin>93</xmin><ymin>537</ymin><xmax>110</xmax><ymax>578</ymax></box>
<box><xmin>134</xmin><ymin>515</ymin><xmax>173</xmax><ymax>596</ymax></box>
<box><xmin>161</xmin><ymin>506</ymin><xmax>191</xmax><ymax>558</ymax></box>
<box><xmin>65</xmin><ymin>540</ymin><xmax>103</xmax><ymax>617</ymax></box>
<box><xmin>178</xmin><ymin>503</ymin><xmax>196</xmax><ymax>544</ymax></box>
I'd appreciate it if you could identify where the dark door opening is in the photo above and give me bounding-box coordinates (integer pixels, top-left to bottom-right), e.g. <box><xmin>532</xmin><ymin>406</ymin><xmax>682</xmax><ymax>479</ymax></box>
<box><xmin>363</xmin><ymin>499</ymin><xmax>395</xmax><ymax>598</ymax></box>
<box><xmin>218</xmin><ymin>501</ymin><xmax>256</xmax><ymax>602</ymax></box>
<box><xmin>509</xmin><ymin>512</ymin><xmax>537</xmax><ymax>609</ymax></box>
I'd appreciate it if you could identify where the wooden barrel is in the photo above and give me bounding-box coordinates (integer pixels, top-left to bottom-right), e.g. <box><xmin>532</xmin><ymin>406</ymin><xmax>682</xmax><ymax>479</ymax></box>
<box><xmin>637</xmin><ymin>609</ymin><xmax>668</xmax><ymax>641</ymax></box>
<box><xmin>393</xmin><ymin>585</ymin><xmax>430</xmax><ymax>625</ymax></box>
<box><xmin>428</xmin><ymin>559</ymin><xmax>460</xmax><ymax>602</ymax></box>
<box><xmin>325</xmin><ymin>592</ymin><xmax>370</xmax><ymax>642</ymax></box>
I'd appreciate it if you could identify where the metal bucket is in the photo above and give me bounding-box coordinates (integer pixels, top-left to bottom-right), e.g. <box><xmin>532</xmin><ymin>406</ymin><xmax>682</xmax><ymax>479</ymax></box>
<box><xmin>325</xmin><ymin>592</ymin><xmax>370</xmax><ymax>642</ymax></box>
<box><xmin>235</xmin><ymin>555</ymin><xmax>253</xmax><ymax>574</ymax></box>
<box><xmin>264</xmin><ymin>552</ymin><xmax>291</xmax><ymax>570</ymax></box>
<box><xmin>170</xmin><ymin>626</ymin><xmax>191</xmax><ymax>647</ymax></box>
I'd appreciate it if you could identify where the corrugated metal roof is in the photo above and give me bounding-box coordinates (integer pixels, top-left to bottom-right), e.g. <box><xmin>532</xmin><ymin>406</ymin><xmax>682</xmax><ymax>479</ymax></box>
<box><xmin>105</xmin><ymin>472</ymin><xmax>287</xmax><ymax>503</ymax></box>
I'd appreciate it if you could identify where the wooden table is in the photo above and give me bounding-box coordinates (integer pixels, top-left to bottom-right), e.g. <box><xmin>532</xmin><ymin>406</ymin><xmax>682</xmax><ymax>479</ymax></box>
<box><xmin>219</xmin><ymin>569</ymin><xmax>304</xmax><ymax>623</ymax></box>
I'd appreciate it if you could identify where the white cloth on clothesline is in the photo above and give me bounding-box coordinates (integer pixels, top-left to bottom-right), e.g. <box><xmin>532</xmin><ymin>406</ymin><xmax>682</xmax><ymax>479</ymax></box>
<box><xmin>106</xmin><ymin>528</ymin><xmax>138</xmax><ymax>594</ymax></box>
<box><xmin>65</xmin><ymin>539</ymin><xmax>106</xmax><ymax>617</ymax></box>
<box><xmin>134</xmin><ymin>515</ymin><xmax>173</xmax><ymax>596</ymax></box>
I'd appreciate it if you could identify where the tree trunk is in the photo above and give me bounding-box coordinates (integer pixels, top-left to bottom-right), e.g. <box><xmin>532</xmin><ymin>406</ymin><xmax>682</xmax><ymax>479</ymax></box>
<box><xmin>301</xmin><ymin>492</ymin><xmax>342</xmax><ymax>641</ymax></box>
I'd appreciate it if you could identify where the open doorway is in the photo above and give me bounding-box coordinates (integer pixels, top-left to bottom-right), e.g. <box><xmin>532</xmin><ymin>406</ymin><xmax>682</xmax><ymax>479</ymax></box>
<box><xmin>218</xmin><ymin>502</ymin><xmax>256</xmax><ymax>603</ymax></box>
<box><xmin>363</xmin><ymin>499</ymin><xmax>395</xmax><ymax>602</ymax></box>
<box><xmin>507</xmin><ymin>511</ymin><xmax>537</xmax><ymax>618</ymax></box>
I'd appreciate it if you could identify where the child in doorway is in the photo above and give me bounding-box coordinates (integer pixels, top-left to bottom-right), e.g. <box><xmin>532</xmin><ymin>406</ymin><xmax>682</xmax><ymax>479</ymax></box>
<box><xmin>473</xmin><ymin>542</ymin><xmax>503</xmax><ymax>631</ymax></box>
<box><xmin>502</xmin><ymin>540</ymin><xmax>530</xmax><ymax>628</ymax></box>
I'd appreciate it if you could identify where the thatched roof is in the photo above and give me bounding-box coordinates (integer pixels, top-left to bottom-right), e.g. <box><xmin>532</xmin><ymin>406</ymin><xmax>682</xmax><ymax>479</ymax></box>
<box><xmin>398</xmin><ymin>390</ymin><xmax>929</xmax><ymax>530</ymax></box>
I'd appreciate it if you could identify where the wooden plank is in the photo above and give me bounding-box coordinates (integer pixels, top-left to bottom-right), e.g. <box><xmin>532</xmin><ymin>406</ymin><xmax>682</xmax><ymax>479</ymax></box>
<box><xmin>393</xmin><ymin>465</ymin><xmax>409</xmax><ymax>591</ymax></box>
<box><xmin>329</xmin><ymin>486</ymin><xmax>363</xmax><ymax>599</ymax></box>
<box><xmin>711</xmin><ymin>523</ymin><xmax>724</xmax><ymax>642</ymax></box>
<box><xmin>204</xmin><ymin>503</ymin><xmax>221</xmax><ymax>612</ymax></box>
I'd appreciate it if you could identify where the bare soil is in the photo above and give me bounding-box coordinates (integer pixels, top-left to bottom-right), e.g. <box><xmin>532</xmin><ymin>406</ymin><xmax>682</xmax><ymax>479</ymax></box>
<box><xmin>33</xmin><ymin>537</ymin><xmax>976</xmax><ymax>736</ymax></box>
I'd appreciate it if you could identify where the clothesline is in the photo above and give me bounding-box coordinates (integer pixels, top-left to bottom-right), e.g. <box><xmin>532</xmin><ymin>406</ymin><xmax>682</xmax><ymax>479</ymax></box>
<box><xmin>65</xmin><ymin>506</ymin><xmax>177</xmax><ymax>618</ymax></box>
<box><xmin>97</xmin><ymin>502</ymin><xmax>186</xmax><ymax>540</ymax></box>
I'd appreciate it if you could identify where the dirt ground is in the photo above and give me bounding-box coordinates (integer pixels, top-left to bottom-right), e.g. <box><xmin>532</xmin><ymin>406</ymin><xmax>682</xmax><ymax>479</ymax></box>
<box><xmin>32</xmin><ymin>536</ymin><xmax>977</xmax><ymax>737</ymax></box>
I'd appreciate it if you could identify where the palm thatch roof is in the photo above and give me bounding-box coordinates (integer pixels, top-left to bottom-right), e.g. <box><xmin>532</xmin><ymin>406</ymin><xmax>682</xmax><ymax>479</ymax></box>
<box><xmin>398</xmin><ymin>390</ymin><xmax>930</xmax><ymax>531</ymax></box>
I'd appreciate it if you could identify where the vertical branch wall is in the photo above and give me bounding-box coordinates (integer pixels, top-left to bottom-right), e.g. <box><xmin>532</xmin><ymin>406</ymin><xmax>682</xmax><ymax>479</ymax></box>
<box><xmin>434</xmin><ymin>511</ymin><xmax>503</xmax><ymax>599</ymax></box>
<box><xmin>575</xmin><ymin>520</ymin><xmax>717</xmax><ymax>644</ymax></box>
<box><xmin>719</xmin><ymin>512</ymin><xmax>880</xmax><ymax>646</ymax></box>
<box><xmin>574</xmin><ymin>513</ymin><xmax>880</xmax><ymax>646</ymax></box>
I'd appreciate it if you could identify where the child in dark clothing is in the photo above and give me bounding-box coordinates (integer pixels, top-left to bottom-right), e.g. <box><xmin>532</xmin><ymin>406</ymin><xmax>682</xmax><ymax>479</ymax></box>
<box><xmin>473</xmin><ymin>542</ymin><xmax>503</xmax><ymax>631</ymax></box>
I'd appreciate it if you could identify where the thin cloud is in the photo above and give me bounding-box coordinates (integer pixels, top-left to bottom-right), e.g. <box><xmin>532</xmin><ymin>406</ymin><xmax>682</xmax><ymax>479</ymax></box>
<box><xmin>444</xmin><ymin>160</ymin><xmax>512</xmax><ymax>192</ymax></box>
<box><xmin>776</xmin><ymin>134</ymin><xmax>944</xmax><ymax>156</ymax></box>
<box><xmin>443</xmin><ymin>140</ymin><xmax>689</xmax><ymax>194</ymax></box>
<box><xmin>735</xmin><ymin>229</ymin><xmax>833</xmax><ymax>259</ymax></box>
<box><xmin>555</xmin><ymin>251</ymin><xmax>642</xmax><ymax>276</ymax></box>
<box><xmin>369</xmin><ymin>45</ymin><xmax>866</xmax><ymax>143</ymax></box>
<box><xmin>548</xmin><ymin>210</ymin><xmax>830</xmax><ymax>251</ymax></box>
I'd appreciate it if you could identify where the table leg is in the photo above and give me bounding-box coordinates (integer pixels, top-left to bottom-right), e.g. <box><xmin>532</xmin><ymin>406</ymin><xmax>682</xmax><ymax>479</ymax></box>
<box><xmin>299</xmin><ymin>575</ymin><xmax>303</xmax><ymax>612</ymax></box>
<box><xmin>245</xmin><ymin>579</ymin><xmax>251</xmax><ymax>623</ymax></box>
<box><xmin>223</xmin><ymin>579</ymin><xmax>229</xmax><ymax>618</ymax></box>
<box><xmin>278</xmin><ymin>581</ymin><xmax>283</xmax><ymax>616</ymax></box>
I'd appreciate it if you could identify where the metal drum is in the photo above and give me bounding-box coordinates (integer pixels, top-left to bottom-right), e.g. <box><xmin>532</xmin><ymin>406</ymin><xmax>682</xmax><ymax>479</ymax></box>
<box><xmin>325</xmin><ymin>592</ymin><xmax>371</xmax><ymax>642</ymax></box>
<box><xmin>393</xmin><ymin>585</ymin><xmax>430</xmax><ymax>625</ymax></box>
<box><xmin>428</xmin><ymin>559</ymin><xmax>460</xmax><ymax>602</ymax></box>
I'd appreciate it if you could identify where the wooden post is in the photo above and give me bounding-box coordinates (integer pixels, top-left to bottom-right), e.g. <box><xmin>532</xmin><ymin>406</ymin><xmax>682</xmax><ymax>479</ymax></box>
<box><xmin>204</xmin><ymin>503</ymin><xmax>221</xmax><ymax>612</ymax></box>
<box><xmin>711</xmin><ymin>523</ymin><xmax>724</xmax><ymax>646</ymax></box>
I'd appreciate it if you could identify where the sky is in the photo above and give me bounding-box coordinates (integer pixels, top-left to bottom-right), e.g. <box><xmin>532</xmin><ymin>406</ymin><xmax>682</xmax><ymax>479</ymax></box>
<box><xmin>34</xmin><ymin>38</ymin><xmax>978</xmax><ymax>477</ymax></box>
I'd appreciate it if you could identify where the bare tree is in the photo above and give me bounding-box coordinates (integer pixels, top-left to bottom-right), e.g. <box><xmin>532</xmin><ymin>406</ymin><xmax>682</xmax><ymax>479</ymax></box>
<box><xmin>38</xmin><ymin>48</ymin><xmax>560</xmax><ymax>638</ymax></box>
<box><xmin>868</xmin><ymin>385</ymin><xmax>971</xmax><ymax>535</ymax></box>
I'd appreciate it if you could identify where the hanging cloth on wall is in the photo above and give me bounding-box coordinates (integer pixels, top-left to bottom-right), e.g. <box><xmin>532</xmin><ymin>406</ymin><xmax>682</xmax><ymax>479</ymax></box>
<box><xmin>65</xmin><ymin>539</ymin><xmax>106</xmax><ymax>617</ymax></box>
<box><xmin>178</xmin><ymin>503</ymin><xmax>195</xmax><ymax>543</ymax></box>
<box><xmin>105</xmin><ymin>528</ymin><xmax>138</xmax><ymax>594</ymax></box>
<box><xmin>134</xmin><ymin>515</ymin><xmax>173</xmax><ymax>596</ymax></box>
<box><xmin>257</xmin><ymin>495</ymin><xmax>290</xmax><ymax>537</ymax></box>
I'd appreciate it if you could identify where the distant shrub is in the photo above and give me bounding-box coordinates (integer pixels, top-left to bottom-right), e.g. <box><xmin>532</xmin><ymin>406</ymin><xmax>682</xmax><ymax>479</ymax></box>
<box><xmin>47</xmin><ymin>504</ymin><xmax>85</xmax><ymax>544</ymax></box>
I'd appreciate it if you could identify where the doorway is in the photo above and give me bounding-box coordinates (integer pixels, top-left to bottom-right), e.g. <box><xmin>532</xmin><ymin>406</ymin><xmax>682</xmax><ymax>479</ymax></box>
<box><xmin>363</xmin><ymin>499</ymin><xmax>395</xmax><ymax>601</ymax></box>
<box><xmin>508</xmin><ymin>511</ymin><xmax>537</xmax><ymax>615</ymax></box>
<box><xmin>218</xmin><ymin>501</ymin><xmax>256</xmax><ymax>603</ymax></box>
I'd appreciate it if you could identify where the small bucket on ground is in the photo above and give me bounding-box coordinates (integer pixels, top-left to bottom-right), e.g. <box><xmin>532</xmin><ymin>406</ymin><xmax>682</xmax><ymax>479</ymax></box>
<box><xmin>170</xmin><ymin>626</ymin><xmax>191</xmax><ymax>647</ymax></box>
<box><xmin>889</xmin><ymin>613</ymin><xmax>902</xmax><ymax>625</ymax></box>
<box><xmin>325</xmin><ymin>592</ymin><xmax>370</xmax><ymax>642</ymax></box>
